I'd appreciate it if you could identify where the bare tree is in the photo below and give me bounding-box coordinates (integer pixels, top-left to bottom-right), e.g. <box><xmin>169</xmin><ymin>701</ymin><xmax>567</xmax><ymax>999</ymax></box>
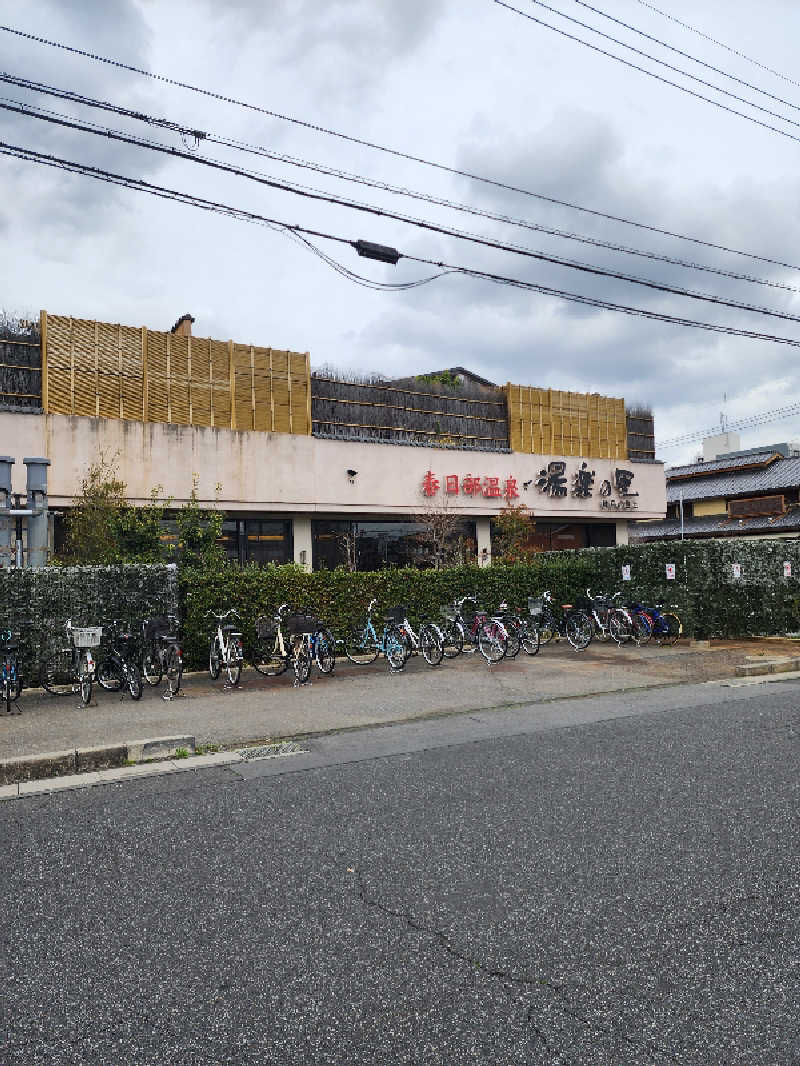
<box><xmin>415</xmin><ymin>496</ymin><xmax>468</xmax><ymax>569</ymax></box>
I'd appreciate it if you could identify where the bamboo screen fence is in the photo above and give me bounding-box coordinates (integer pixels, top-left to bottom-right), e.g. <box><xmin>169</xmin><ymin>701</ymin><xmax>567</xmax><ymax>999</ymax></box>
<box><xmin>41</xmin><ymin>312</ymin><xmax>311</xmax><ymax>435</ymax></box>
<box><xmin>506</xmin><ymin>384</ymin><xmax>628</xmax><ymax>459</ymax></box>
<box><xmin>311</xmin><ymin>375</ymin><xmax>510</xmax><ymax>451</ymax></box>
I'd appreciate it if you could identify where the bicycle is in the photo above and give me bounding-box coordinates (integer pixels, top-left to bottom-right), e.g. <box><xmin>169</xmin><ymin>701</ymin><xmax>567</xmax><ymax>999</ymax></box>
<box><xmin>344</xmin><ymin>600</ymin><xmax>412</xmax><ymax>671</ymax></box>
<box><xmin>497</xmin><ymin>603</ymin><xmax>540</xmax><ymax>657</ymax></box>
<box><xmin>585</xmin><ymin>589</ymin><xmax>632</xmax><ymax>645</ymax></box>
<box><xmin>97</xmin><ymin>620</ymin><xmax>143</xmax><ymax>700</ymax></box>
<box><xmin>529</xmin><ymin>592</ymin><xmax>593</xmax><ymax>652</ymax></box>
<box><xmin>632</xmin><ymin>603</ymin><xmax>682</xmax><ymax>646</ymax></box>
<box><xmin>394</xmin><ymin>609</ymin><xmax>445</xmax><ymax>667</ymax></box>
<box><xmin>251</xmin><ymin>605</ymin><xmax>330</xmax><ymax>684</ymax></box>
<box><xmin>1</xmin><ymin>625</ymin><xmax>24</xmax><ymax>714</ymax></box>
<box><xmin>207</xmin><ymin>609</ymin><xmax>244</xmax><ymax>687</ymax></box>
<box><xmin>141</xmin><ymin>614</ymin><xmax>184</xmax><ymax>696</ymax></box>
<box><xmin>39</xmin><ymin>620</ymin><xmax>102</xmax><ymax>705</ymax></box>
<box><xmin>439</xmin><ymin>596</ymin><xmax>509</xmax><ymax>663</ymax></box>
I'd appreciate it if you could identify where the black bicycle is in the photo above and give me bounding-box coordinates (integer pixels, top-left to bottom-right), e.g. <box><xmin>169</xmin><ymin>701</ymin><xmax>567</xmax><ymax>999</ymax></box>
<box><xmin>529</xmin><ymin>592</ymin><xmax>593</xmax><ymax>652</ymax></box>
<box><xmin>39</xmin><ymin>620</ymin><xmax>101</xmax><ymax>705</ymax></box>
<box><xmin>141</xmin><ymin>614</ymin><xmax>184</xmax><ymax>696</ymax></box>
<box><xmin>97</xmin><ymin>620</ymin><xmax>143</xmax><ymax>701</ymax></box>
<box><xmin>1</xmin><ymin>625</ymin><xmax>24</xmax><ymax>714</ymax></box>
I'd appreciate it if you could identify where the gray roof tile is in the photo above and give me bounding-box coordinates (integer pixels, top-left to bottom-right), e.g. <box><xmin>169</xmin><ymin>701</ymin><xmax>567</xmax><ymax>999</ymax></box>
<box><xmin>666</xmin><ymin>456</ymin><xmax>800</xmax><ymax>503</ymax></box>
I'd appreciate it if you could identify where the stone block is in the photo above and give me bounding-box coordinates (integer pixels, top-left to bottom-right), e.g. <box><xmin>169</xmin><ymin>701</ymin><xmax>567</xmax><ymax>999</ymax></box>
<box><xmin>125</xmin><ymin>736</ymin><xmax>195</xmax><ymax>762</ymax></box>
<box><xmin>75</xmin><ymin>744</ymin><xmax>127</xmax><ymax>773</ymax></box>
<box><xmin>0</xmin><ymin>749</ymin><xmax>75</xmax><ymax>786</ymax></box>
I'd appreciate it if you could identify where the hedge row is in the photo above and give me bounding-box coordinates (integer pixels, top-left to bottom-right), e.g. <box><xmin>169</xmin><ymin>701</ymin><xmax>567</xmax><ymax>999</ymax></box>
<box><xmin>2</xmin><ymin>539</ymin><xmax>799</xmax><ymax>678</ymax></box>
<box><xmin>178</xmin><ymin>537</ymin><xmax>800</xmax><ymax>669</ymax></box>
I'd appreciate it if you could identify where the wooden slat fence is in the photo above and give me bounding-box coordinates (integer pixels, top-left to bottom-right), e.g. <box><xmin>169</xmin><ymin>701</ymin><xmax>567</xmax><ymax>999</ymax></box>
<box><xmin>506</xmin><ymin>384</ymin><xmax>628</xmax><ymax>459</ymax></box>
<box><xmin>41</xmin><ymin>312</ymin><xmax>311</xmax><ymax>434</ymax></box>
<box><xmin>0</xmin><ymin>331</ymin><xmax>42</xmax><ymax>412</ymax></box>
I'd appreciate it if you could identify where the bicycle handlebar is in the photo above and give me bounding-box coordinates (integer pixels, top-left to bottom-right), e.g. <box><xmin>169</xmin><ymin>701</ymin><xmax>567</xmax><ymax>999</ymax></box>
<box><xmin>205</xmin><ymin>608</ymin><xmax>241</xmax><ymax>621</ymax></box>
<box><xmin>368</xmin><ymin>598</ymin><xmax>377</xmax><ymax>612</ymax></box>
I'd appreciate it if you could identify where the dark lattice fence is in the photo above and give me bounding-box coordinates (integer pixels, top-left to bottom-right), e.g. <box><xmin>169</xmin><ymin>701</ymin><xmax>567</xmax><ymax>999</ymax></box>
<box><xmin>0</xmin><ymin>318</ymin><xmax>42</xmax><ymax>412</ymax></box>
<box><xmin>311</xmin><ymin>372</ymin><xmax>510</xmax><ymax>452</ymax></box>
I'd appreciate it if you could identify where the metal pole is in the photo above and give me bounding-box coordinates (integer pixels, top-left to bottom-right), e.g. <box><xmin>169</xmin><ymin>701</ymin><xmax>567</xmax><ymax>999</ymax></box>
<box><xmin>0</xmin><ymin>457</ymin><xmax>14</xmax><ymax>569</ymax></box>
<box><xmin>679</xmin><ymin>491</ymin><xmax>684</xmax><ymax>540</ymax></box>
<box><xmin>24</xmin><ymin>457</ymin><xmax>50</xmax><ymax>568</ymax></box>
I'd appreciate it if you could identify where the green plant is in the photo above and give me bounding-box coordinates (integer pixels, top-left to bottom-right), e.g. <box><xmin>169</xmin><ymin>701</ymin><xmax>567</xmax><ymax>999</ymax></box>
<box><xmin>173</xmin><ymin>747</ymin><xmax>190</xmax><ymax>760</ymax></box>
<box><xmin>492</xmin><ymin>503</ymin><xmax>540</xmax><ymax>564</ymax></box>
<box><xmin>173</xmin><ymin>475</ymin><xmax>225</xmax><ymax>567</ymax></box>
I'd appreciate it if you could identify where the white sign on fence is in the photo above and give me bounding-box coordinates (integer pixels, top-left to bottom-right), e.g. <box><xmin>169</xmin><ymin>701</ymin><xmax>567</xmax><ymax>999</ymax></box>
<box><xmin>784</xmin><ymin>561</ymin><xmax>792</xmax><ymax>578</ymax></box>
<box><xmin>622</xmin><ymin>564</ymin><xmax>631</xmax><ymax>582</ymax></box>
<box><xmin>666</xmin><ymin>563</ymin><xmax>676</xmax><ymax>581</ymax></box>
<box><xmin>732</xmin><ymin>563</ymin><xmax>742</xmax><ymax>579</ymax></box>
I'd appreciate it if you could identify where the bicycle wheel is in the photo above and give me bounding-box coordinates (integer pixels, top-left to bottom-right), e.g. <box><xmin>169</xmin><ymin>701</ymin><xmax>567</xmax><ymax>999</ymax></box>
<box><xmin>656</xmin><ymin>612</ymin><xmax>682</xmax><ymax>647</ymax></box>
<box><xmin>566</xmin><ymin>611</ymin><xmax>593</xmax><ymax>651</ymax></box>
<box><xmin>294</xmin><ymin>641</ymin><xmax>311</xmax><ymax>684</ymax></box>
<box><xmin>440</xmin><ymin>620</ymin><xmax>464</xmax><ymax>659</ymax></box>
<box><xmin>479</xmin><ymin>623</ymin><xmax>507</xmax><ymax>663</ymax></box>
<box><xmin>209</xmin><ymin>638</ymin><xmax>222</xmax><ymax>680</ymax></box>
<box><xmin>164</xmin><ymin>645</ymin><xmax>183</xmax><ymax>695</ymax></box>
<box><xmin>593</xmin><ymin>614</ymin><xmax>612</xmax><ymax>642</ymax></box>
<box><xmin>122</xmin><ymin>660</ymin><xmax>142</xmax><ymax>700</ymax></box>
<box><xmin>519</xmin><ymin>622</ymin><xmax>541</xmax><ymax>656</ymax></box>
<box><xmin>631</xmin><ymin>612</ymin><xmax>652</xmax><ymax>646</ymax></box>
<box><xmin>503</xmin><ymin>619</ymin><xmax>521</xmax><ymax>660</ymax></box>
<box><xmin>345</xmin><ymin>627</ymin><xmax>379</xmax><ymax>666</ymax></box>
<box><xmin>609</xmin><ymin>610</ymin><xmax>632</xmax><ymax>645</ymax></box>
<box><xmin>2</xmin><ymin>671</ymin><xmax>9</xmax><ymax>715</ymax></box>
<box><xmin>142</xmin><ymin>645</ymin><xmax>163</xmax><ymax>686</ymax></box>
<box><xmin>40</xmin><ymin>649</ymin><xmax>74</xmax><ymax>695</ymax></box>
<box><xmin>314</xmin><ymin>628</ymin><xmax>336</xmax><ymax>675</ymax></box>
<box><xmin>419</xmin><ymin>623</ymin><xmax>444</xmax><ymax>667</ymax></box>
<box><xmin>385</xmin><ymin>625</ymin><xmax>411</xmax><ymax>671</ymax></box>
<box><xmin>224</xmin><ymin>641</ymin><xmax>242</xmax><ymax>687</ymax></box>
<box><xmin>252</xmin><ymin>639</ymin><xmax>287</xmax><ymax>677</ymax></box>
<box><xmin>537</xmin><ymin>610</ymin><xmax>556</xmax><ymax>646</ymax></box>
<box><xmin>79</xmin><ymin>653</ymin><xmax>92</xmax><ymax>705</ymax></box>
<box><xmin>97</xmin><ymin>657</ymin><xmax>122</xmax><ymax>692</ymax></box>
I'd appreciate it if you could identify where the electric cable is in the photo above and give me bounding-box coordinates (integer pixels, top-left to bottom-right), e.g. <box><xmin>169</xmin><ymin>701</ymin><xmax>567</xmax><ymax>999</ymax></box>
<box><xmin>494</xmin><ymin>0</ymin><xmax>800</xmax><ymax>147</ymax></box>
<box><xmin>633</xmin><ymin>0</ymin><xmax>800</xmax><ymax>93</ymax></box>
<box><xmin>658</xmin><ymin>400</ymin><xmax>800</xmax><ymax>448</ymax></box>
<box><xmin>569</xmin><ymin>0</ymin><xmax>800</xmax><ymax>118</ymax></box>
<box><xmin>7</xmin><ymin>96</ymin><xmax>800</xmax><ymax>328</ymax></box>
<box><xmin>5</xmin><ymin>137</ymin><xmax>800</xmax><ymax>352</ymax></box>
<box><xmin>4</xmin><ymin>68</ymin><xmax>800</xmax><ymax>295</ymax></box>
<box><xmin>2</xmin><ymin>22</ymin><xmax>799</xmax><ymax>274</ymax></box>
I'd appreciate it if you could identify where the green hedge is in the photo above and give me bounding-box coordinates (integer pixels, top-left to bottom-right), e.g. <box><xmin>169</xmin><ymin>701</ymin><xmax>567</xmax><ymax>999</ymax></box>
<box><xmin>0</xmin><ymin>564</ymin><xmax>178</xmax><ymax>685</ymax></box>
<box><xmin>4</xmin><ymin>538</ymin><xmax>798</xmax><ymax>679</ymax></box>
<box><xmin>177</xmin><ymin>537</ymin><xmax>800</xmax><ymax>669</ymax></box>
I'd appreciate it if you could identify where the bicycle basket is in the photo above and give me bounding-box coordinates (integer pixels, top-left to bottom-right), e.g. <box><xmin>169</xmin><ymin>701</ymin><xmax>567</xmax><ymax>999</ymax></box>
<box><xmin>527</xmin><ymin>597</ymin><xmax>544</xmax><ymax>618</ymax></box>
<box><xmin>144</xmin><ymin>615</ymin><xmax>173</xmax><ymax>640</ymax></box>
<box><xmin>383</xmin><ymin>606</ymin><xmax>406</xmax><ymax>624</ymax></box>
<box><xmin>285</xmin><ymin>613</ymin><xmax>320</xmax><ymax>635</ymax></box>
<box><xmin>72</xmin><ymin>626</ymin><xmax>103</xmax><ymax>648</ymax></box>
<box><xmin>255</xmin><ymin>615</ymin><xmax>277</xmax><ymax>640</ymax></box>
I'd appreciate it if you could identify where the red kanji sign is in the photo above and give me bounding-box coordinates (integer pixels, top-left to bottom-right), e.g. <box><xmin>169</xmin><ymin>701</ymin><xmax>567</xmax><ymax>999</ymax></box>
<box><xmin>504</xmin><ymin>477</ymin><xmax>520</xmax><ymax>500</ymax></box>
<box><xmin>445</xmin><ymin>474</ymin><xmax>459</xmax><ymax>495</ymax></box>
<box><xmin>462</xmin><ymin>475</ymin><xmax>483</xmax><ymax>496</ymax></box>
<box><xmin>483</xmin><ymin>476</ymin><xmax>501</xmax><ymax>498</ymax></box>
<box><xmin>421</xmin><ymin>470</ymin><xmax>440</xmax><ymax>497</ymax></box>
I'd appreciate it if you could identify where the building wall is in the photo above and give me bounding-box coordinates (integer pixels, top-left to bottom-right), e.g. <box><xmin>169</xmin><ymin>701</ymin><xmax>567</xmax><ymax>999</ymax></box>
<box><xmin>694</xmin><ymin>498</ymin><xmax>728</xmax><ymax>517</ymax></box>
<box><xmin>0</xmin><ymin>412</ymin><xmax>667</xmax><ymax>521</ymax></box>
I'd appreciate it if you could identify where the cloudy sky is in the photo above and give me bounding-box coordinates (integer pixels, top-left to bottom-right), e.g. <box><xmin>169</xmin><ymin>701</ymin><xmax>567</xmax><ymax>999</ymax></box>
<box><xmin>2</xmin><ymin>0</ymin><xmax>800</xmax><ymax>464</ymax></box>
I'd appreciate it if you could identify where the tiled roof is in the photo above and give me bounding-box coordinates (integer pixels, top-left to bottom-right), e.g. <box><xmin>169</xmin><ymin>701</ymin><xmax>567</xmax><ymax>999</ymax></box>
<box><xmin>666</xmin><ymin>456</ymin><xmax>800</xmax><ymax>503</ymax></box>
<box><xmin>631</xmin><ymin>509</ymin><xmax>800</xmax><ymax>541</ymax></box>
<box><xmin>666</xmin><ymin>452</ymin><xmax>779</xmax><ymax>479</ymax></box>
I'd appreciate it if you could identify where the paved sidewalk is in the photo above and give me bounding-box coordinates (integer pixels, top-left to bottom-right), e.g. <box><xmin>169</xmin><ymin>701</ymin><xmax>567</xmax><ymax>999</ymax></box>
<box><xmin>2</xmin><ymin>636</ymin><xmax>796</xmax><ymax>763</ymax></box>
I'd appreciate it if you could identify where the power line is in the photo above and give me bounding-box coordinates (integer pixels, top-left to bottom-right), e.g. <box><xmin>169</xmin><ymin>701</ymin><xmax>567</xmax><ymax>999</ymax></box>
<box><xmin>494</xmin><ymin>0</ymin><xmax>800</xmax><ymax>148</ymax></box>
<box><xmin>658</xmin><ymin>400</ymin><xmax>800</xmax><ymax>448</ymax></box>
<box><xmin>633</xmin><ymin>0</ymin><xmax>800</xmax><ymax>93</ymax></box>
<box><xmin>570</xmin><ymin>0</ymin><xmax>800</xmax><ymax>119</ymax></box>
<box><xmin>9</xmin><ymin>96</ymin><xmax>800</xmax><ymax>329</ymax></box>
<box><xmin>6</xmin><ymin>137</ymin><xmax>800</xmax><ymax>353</ymax></box>
<box><xmin>3</xmin><ymin>24</ymin><xmax>800</xmax><ymax>275</ymax></box>
<box><xmin>5</xmin><ymin>69</ymin><xmax>800</xmax><ymax>297</ymax></box>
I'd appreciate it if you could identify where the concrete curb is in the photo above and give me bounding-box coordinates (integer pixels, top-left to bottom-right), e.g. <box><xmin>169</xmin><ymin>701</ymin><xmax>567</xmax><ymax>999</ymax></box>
<box><xmin>0</xmin><ymin>749</ymin><xmax>243</xmax><ymax>801</ymax></box>
<box><xmin>0</xmin><ymin>735</ymin><xmax>196</xmax><ymax>787</ymax></box>
<box><xmin>735</xmin><ymin>657</ymin><xmax>800</xmax><ymax>677</ymax></box>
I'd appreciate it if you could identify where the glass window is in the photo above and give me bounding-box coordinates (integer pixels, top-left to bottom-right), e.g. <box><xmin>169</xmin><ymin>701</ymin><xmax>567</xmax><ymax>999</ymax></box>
<box><xmin>243</xmin><ymin>519</ymin><xmax>292</xmax><ymax>565</ymax></box>
<box><xmin>312</xmin><ymin>519</ymin><xmax>476</xmax><ymax>571</ymax></box>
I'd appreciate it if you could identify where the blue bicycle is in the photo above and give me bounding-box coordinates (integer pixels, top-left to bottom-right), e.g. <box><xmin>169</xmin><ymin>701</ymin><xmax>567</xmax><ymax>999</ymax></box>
<box><xmin>345</xmin><ymin>599</ymin><xmax>412</xmax><ymax>671</ymax></box>
<box><xmin>1</xmin><ymin>626</ymin><xmax>23</xmax><ymax>714</ymax></box>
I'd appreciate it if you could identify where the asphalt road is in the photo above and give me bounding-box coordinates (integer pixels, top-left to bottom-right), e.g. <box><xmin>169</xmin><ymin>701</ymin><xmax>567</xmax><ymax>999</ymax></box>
<box><xmin>1</xmin><ymin>680</ymin><xmax>798</xmax><ymax>1064</ymax></box>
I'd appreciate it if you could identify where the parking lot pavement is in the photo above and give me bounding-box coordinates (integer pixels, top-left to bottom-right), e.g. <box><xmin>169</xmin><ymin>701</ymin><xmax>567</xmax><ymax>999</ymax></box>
<box><xmin>0</xmin><ymin>636</ymin><xmax>797</xmax><ymax>762</ymax></box>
